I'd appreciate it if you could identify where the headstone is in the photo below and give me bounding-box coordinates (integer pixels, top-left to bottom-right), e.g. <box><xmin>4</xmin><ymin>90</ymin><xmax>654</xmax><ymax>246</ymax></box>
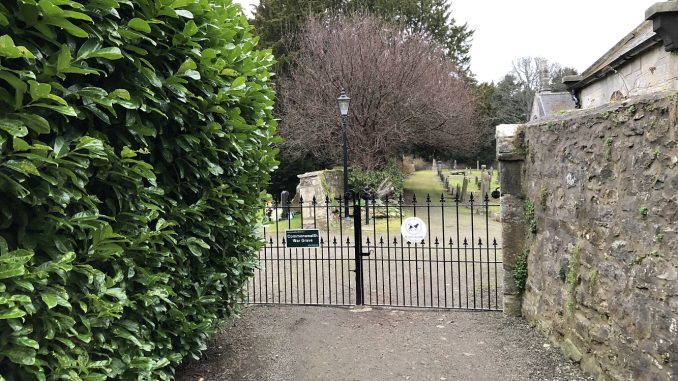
<box><xmin>453</xmin><ymin>160</ymin><xmax>457</xmax><ymax>170</ymax></box>
<box><xmin>481</xmin><ymin>164</ymin><xmax>487</xmax><ymax>170</ymax></box>
<box><xmin>481</xmin><ymin>170</ymin><xmax>490</xmax><ymax>203</ymax></box>
<box><xmin>476</xmin><ymin>161</ymin><xmax>480</xmax><ymax>170</ymax></box>
<box><xmin>460</xmin><ymin>176</ymin><xmax>469</xmax><ymax>203</ymax></box>
<box><xmin>280</xmin><ymin>191</ymin><xmax>291</xmax><ymax>218</ymax></box>
<box><xmin>432</xmin><ymin>158</ymin><xmax>437</xmax><ymax>172</ymax></box>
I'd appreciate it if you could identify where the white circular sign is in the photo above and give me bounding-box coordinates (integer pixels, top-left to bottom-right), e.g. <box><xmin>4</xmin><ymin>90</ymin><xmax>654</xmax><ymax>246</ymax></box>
<box><xmin>401</xmin><ymin>217</ymin><xmax>427</xmax><ymax>242</ymax></box>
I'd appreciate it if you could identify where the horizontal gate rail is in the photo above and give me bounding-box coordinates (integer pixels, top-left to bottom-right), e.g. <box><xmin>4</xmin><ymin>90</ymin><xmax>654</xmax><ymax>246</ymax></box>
<box><xmin>246</xmin><ymin>192</ymin><xmax>503</xmax><ymax>311</ymax></box>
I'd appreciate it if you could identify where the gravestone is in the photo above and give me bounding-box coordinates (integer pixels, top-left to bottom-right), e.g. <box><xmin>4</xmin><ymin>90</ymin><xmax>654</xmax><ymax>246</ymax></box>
<box><xmin>479</xmin><ymin>169</ymin><xmax>491</xmax><ymax>213</ymax></box>
<box><xmin>280</xmin><ymin>190</ymin><xmax>291</xmax><ymax>219</ymax></box>
<box><xmin>453</xmin><ymin>160</ymin><xmax>457</xmax><ymax>170</ymax></box>
<box><xmin>460</xmin><ymin>176</ymin><xmax>469</xmax><ymax>204</ymax></box>
<box><xmin>432</xmin><ymin>158</ymin><xmax>437</xmax><ymax>172</ymax></box>
<box><xmin>477</xmin><ymin>161</ymin><xmax>480</xmax><ymax>170</ymax></box>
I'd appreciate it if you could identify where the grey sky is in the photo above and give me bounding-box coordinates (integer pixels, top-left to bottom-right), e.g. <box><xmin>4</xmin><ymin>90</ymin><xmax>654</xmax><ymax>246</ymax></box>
<box><xmin>233</xmin><ymin>0</ymin><xmax>658</xmax><ymax>83</ymax></box>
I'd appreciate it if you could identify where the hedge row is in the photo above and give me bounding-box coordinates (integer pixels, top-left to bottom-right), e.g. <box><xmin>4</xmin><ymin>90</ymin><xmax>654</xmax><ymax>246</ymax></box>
<box><xmin>0</xmin><ymin>0</ymin><xmax>277</xmax><ymax>379</ymax></box>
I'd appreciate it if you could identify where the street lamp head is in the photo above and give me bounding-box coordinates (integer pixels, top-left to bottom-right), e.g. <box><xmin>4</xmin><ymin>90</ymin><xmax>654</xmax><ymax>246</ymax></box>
<box><xmin>337</xmin><ymin>88</ymin><xmax>350</xmax><ymax>116</ymax></box>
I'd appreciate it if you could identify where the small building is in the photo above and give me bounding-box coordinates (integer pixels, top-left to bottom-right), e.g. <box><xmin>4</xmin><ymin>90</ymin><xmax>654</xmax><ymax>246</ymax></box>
<box><xmin>564</xmin><ymin>1</ymin><xmax>678</xmax><ymax>109</ymax></box>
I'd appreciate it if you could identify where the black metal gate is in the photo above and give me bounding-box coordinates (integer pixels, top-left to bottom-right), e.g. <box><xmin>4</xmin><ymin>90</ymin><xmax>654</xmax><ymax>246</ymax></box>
<box><xmin>247</xmin><ymin>193</ymin><xmax>502</xmax><ymax>311</ymax></box>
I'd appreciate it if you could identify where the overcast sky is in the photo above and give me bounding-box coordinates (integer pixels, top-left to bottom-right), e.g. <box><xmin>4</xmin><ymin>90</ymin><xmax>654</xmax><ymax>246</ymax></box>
<box><xmin>233</xmin><ymin>0</ymin><xmax>658</xmax><ymax>83</ymax></box>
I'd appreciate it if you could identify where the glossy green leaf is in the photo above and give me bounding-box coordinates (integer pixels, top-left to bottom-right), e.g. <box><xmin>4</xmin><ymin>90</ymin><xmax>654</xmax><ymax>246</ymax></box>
<box><xmin>182</xmin><ymin>20</ymin><xmax>198</xmax><ymax>36</ymax></box>
<box><xmin>16</xmin><ymin>114</ymin><xmax>50</xmax><ymax>134</ymax></box>
<box><xmin>28</xmin><ymin>80</ymin><xmax>51</xmax><ymax>101</ymax></box>
<box><xmin>0</xmin><ymin>306</ymin><xmax>26</xmax><ymax>319</ymax></box>
<box><xmin>0</xmin><ymin>119</ymin><xmax>28</xmax><ymax>137</ymax></box>
<box><xmin>89</xmin><ymin>47</ymin><xmax>123</xmax><ymax>60</ymax></box>
<box><xmin>41</xmin><ymin>293</ymin><xmax>58</xmax><ymax>309</ymax></box>
<box><xmin>128</xmin><ymin>18</ymin><xmax>151</xmax><ymax>33</ymax></box>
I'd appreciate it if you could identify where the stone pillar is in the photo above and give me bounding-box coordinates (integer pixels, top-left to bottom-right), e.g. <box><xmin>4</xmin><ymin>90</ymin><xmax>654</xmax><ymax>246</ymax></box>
<box><xmin>496</xmin><ymin>124</ymin><xmax>526</xmax><ymax>317</ymax></box>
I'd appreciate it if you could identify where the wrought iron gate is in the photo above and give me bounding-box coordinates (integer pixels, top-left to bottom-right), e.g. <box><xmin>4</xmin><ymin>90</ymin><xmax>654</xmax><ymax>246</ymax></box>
<box><xmin>246</xmin><ymin>193</ymin><xmax>502</xmax><ymax>311</ymax></box>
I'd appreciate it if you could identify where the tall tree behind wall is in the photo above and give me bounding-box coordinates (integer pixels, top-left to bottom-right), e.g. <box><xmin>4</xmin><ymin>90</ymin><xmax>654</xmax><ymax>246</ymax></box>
<box><xmin>278</xmin><ymin>14</ymin><xmax>475</xmax><ymax>171</ymax></box>
<box><xmin>251</xmin><ymin>0</ymin><xmax>473</xmax><ymax>75</ymax></box>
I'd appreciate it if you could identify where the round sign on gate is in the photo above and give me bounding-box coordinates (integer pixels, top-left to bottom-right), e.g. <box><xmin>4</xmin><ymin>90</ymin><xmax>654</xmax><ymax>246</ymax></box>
<box><xmin>400</xmin><ymin>217</ymin><xmax>427</xmax><ymax>242</ymax></box>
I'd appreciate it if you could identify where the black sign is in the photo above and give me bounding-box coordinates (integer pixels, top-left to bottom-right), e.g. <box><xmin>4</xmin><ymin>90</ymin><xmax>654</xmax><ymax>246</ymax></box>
<box><xmin>285</xmin><ymin>229</ymin><xmax>321</xmax><ymax>248</ymax></box>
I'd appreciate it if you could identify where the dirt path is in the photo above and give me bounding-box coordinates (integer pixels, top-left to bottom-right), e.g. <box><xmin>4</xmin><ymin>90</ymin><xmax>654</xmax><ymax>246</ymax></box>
<box><xmin>176</xmin><ymin>305</ymin><xmax>592</xmax><ymax>381</ymax></box>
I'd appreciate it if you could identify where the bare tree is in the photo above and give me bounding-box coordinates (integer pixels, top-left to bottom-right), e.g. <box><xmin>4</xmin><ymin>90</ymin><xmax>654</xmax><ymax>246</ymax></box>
<box><xmin>277</xmin><ymin>14</ymin><xmax>475</xmax><ymax>171</ymax></box>
<box><xmin>510</xmin><ymin>56</ymin><xmax>578</xmax><ymax>116</ymax></box>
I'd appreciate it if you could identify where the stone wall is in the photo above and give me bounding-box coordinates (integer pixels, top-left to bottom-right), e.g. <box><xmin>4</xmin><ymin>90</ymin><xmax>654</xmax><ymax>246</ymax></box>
<box><xmin>497</xmin><ymin>93</ymin><xmax>677</xmax><ymax>380</ymax></box>
<box><xmin>580</xmin><ymin>44</ymin><xmax>678</xmax><ymax>109</ymax></box>
<box><xmin>292</xmin><ymin>169</ymin><xmax>343</xmax><ymax>228</ymax></box>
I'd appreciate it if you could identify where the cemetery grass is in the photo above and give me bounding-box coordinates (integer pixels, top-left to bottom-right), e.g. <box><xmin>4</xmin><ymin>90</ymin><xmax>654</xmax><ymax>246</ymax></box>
<box><xmin>259</xmin><ymin>170</ymin><xmax>502</xmax><ymax>244</ymax></box>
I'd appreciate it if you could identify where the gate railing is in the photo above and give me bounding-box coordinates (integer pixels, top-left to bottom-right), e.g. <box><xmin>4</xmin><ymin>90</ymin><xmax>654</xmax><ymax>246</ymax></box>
<box><xmin>246</xmin><ymin>193</ymin><xmax>503</xmax><ymax>311</ymax></box>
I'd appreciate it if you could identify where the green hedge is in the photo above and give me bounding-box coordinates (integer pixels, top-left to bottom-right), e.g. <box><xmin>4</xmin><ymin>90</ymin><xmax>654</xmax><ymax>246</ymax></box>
<box><xmin>0</xmin><ymin>0</ymin><xmax>277</xmax><ymax>379</ymax></box>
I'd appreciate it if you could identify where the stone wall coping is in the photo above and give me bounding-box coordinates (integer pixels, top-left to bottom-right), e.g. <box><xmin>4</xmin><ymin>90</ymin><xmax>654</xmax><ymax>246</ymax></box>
<box><xmin>496</xmin><ymin>124</ymin><xmax>521</xmax><ymax>139</ymax></box>
<box><xmin>646</xmin><ymin>1</ymin><xmax>678</xmax><ymax>19</ymax></box>
<box><xmin>296</xmin><ymin>169</ymin><xmax>342</xmax><ymax>179</ymax></box>
<box><xmin>523</xmin><ymin>91</ymin><xmax>677</xmax><ymax>127</ymax></box>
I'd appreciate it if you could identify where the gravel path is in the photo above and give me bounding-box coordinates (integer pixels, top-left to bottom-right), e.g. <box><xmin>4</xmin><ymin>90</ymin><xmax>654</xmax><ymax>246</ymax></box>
<box><xmin>176</xmin><ymin>305</ymin><xmax>592</xmax><ymax>381</ymax></box>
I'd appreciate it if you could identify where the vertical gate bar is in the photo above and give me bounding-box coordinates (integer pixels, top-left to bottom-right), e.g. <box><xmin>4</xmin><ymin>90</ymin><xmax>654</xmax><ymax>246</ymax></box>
<box><xmin>274</xmin><ymin>200</ymin><xmax>280</xmax><ymax>303</ymax></box>
<box><xmin>398</xmin><ymin>194</ymin><xmax>405</xmax><ymax>305</ymax></box>
<box><xmin>394</xmin><ymin>238</ymin><xmax>400</xmax><ymax>305</ymax></box>
<box><xmin>478</xmin><ymin>238</ymin><xmax>484</xmax><ymax>309</ymax></box>
<box><xmin>353</xmin><ymin>197</ymin><xmax>364</xmax><ymax>305</ymax></box>
<box><xmin>455</xmin><ymin>193</ymin><xmax>462</xmax><ymax>308</ymax></box>
<box><xmin>463</xmin><ymin>238</ymin><xmax>469</xmax><ymax>308</ymax></box>
<box><xmin>372</xmin><ymin>196</ymin><xmax>380</xmax><ymax>305</ymax></box>
<box><xmin>427</xmin><ymin>194</ymin><xmax>433</xmax><ymax>307</ymax></box>
<box><xmin>282</xmin><ymin>236</ymin><xmax>287</xmax><ymax>303</ymax></box>
<box><xmin>313</xmin><ymin>197</ymin><xmax>320</xmax><ymax>304</ymax></box>
<box><xmin>440</xmin><ymin>194</ymin><xmax>446</xmax><ymax>308</ymax></box>
<box><xmin>370</xmin><ymin>236</ymin><xmax>376</xmax><ymax>304</ymax></box>
<box><xmin>339</xmin><ymin>197</ymin><xmax>346</xmax><ymax>304</ymax></box>
<box><xmin>412</xmin><ymin>194</ymin><xmax>418</xmax><ymax>307</ymax></box>
<box><xmin>379</xmin><ymin>237</ymin><xmax>385</xmax><ymax>306</ymax></box>
<box><xmin>448</xmin><ymin>238</ymin><xmax>454</xmax><ymax>308</ymax></box>
<box><xmin>263</xmin><ymin>225</ymin><xmax>268</xmax><ymax>303</ymax></box>
<box><xmin>485</xmin><ymin>194</ymin><xmax>491</xmax><ymax>309</ymax></box>
<box><xmin>470</xmin><ymin>193</ymin><xmax>476</xmax><ymax>309</ymax></box>
<box><xmin>385</xmin><ymin>196</ymin><xmax>392</xmax><ymax>306</ymax></box>
<box><xmin>326</xmin><ymin>196</ymin><xmax>332</xmax><ymax>305</ymax></box>
<box><xmin>407</xmin><ymin>241</ymin><xmax>413</xmax><ymax>306</ymax></box>
<box><xmin>494</xmin><ymin>238</ymin><xmax>499</xmax><ymax>309</ymax></box>
<box><xmin>299</xmin><ymin>247</ymin><xmax>303</xmax><ymax>304</ymax></box>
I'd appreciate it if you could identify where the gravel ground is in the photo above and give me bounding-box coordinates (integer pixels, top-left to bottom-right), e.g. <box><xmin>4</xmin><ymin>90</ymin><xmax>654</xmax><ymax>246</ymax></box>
<box><xmin>175</xmin><ymin>305</ymin><xmax>593</xmax><ymax>381</ymax></box>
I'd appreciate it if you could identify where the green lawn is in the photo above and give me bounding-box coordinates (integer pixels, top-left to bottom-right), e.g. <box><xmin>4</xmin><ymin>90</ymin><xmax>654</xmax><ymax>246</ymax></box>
<box><xmin>260</xmin><ymin>169</ymin><xmax>502</xmax><ymax>245</ymax></box>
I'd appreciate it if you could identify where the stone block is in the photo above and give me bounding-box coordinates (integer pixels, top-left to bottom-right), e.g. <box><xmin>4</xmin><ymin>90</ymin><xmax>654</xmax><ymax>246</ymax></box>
<box><xmin>503</xmin><ymin>294</ymin><xmax>522</xmax><ymax>317</ymax></box>
<box><xmin>561</xmin><ymin>338</ymin><xmax>583</xmax><ymax>363</ymax></box>
<box><xmin>496</xmin><ymin>124</ymin><xmax>526</xmax><ymax>161</ymax></box>
<box><xmin>499</xmin><ymin>161</ymin><xmax>523</xmax><ymax>195</ymax></box>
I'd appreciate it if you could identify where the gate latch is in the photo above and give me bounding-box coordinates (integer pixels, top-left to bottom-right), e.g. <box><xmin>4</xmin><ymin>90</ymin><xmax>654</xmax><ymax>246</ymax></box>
<box><xmin>361</xmin><ymin>250</ymin><xmax>372</xmax><ymax>257</ymax></box>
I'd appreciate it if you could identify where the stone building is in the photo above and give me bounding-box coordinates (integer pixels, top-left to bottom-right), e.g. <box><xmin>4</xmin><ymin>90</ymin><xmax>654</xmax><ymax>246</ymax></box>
<box><xmin>564</xmin><ymin>1</ymin><xmax>678</xmax><ymax>109</ymax></box>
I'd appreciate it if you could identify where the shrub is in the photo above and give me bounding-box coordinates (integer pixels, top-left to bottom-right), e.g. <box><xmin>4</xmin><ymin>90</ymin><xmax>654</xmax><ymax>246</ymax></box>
<box><xmin>349</xmin><ymin>159</ymin><xmax>406</xmax><ymax>197</ymax></box>
<box><xmin>0</xmin><ymin>0</ymin><xmax>277</xmax><ymax>379</ymax></box>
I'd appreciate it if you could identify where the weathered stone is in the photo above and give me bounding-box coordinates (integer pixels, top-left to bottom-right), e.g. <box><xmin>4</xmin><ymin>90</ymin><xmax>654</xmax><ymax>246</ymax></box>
<box><xmin>562</xmin><ymin>338</ymin><xmax>583</xmax><ymax>362</ymax></box>
<box><xmin>513</xmin><ymin>94</ymin><xmax>677</xmax><ymax>381</ymax></box>
<box><xmin>496</xmin><ymin>124</ymin><xmax>525</xmax><ymax>161</ymax></box>
<box><xmin>503</xmin><ymin>294</ymin><xmax>522</xmax><ymax>317</ymax></box>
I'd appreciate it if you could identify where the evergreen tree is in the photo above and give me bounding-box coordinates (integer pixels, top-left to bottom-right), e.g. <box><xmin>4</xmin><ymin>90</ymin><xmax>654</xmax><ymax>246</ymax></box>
<box><xmin>251</xmin><ymin>0</ymin><xmax>473</xmax><ymax>75</ymax></box>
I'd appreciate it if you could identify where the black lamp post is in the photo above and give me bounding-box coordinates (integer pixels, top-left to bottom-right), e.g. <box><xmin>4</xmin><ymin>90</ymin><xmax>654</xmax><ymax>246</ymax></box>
<box><xmin>337</xmin><ymin>88</ymin><xmax>351</xmax><ymax>219</ymax></box>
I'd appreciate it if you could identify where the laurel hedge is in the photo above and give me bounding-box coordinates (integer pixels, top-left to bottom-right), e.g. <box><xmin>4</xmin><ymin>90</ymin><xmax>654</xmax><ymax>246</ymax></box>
<box><xmin>0</xmin><ymin>0</ymin><xmax>277</xmax><ymax>379</ymax></box>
